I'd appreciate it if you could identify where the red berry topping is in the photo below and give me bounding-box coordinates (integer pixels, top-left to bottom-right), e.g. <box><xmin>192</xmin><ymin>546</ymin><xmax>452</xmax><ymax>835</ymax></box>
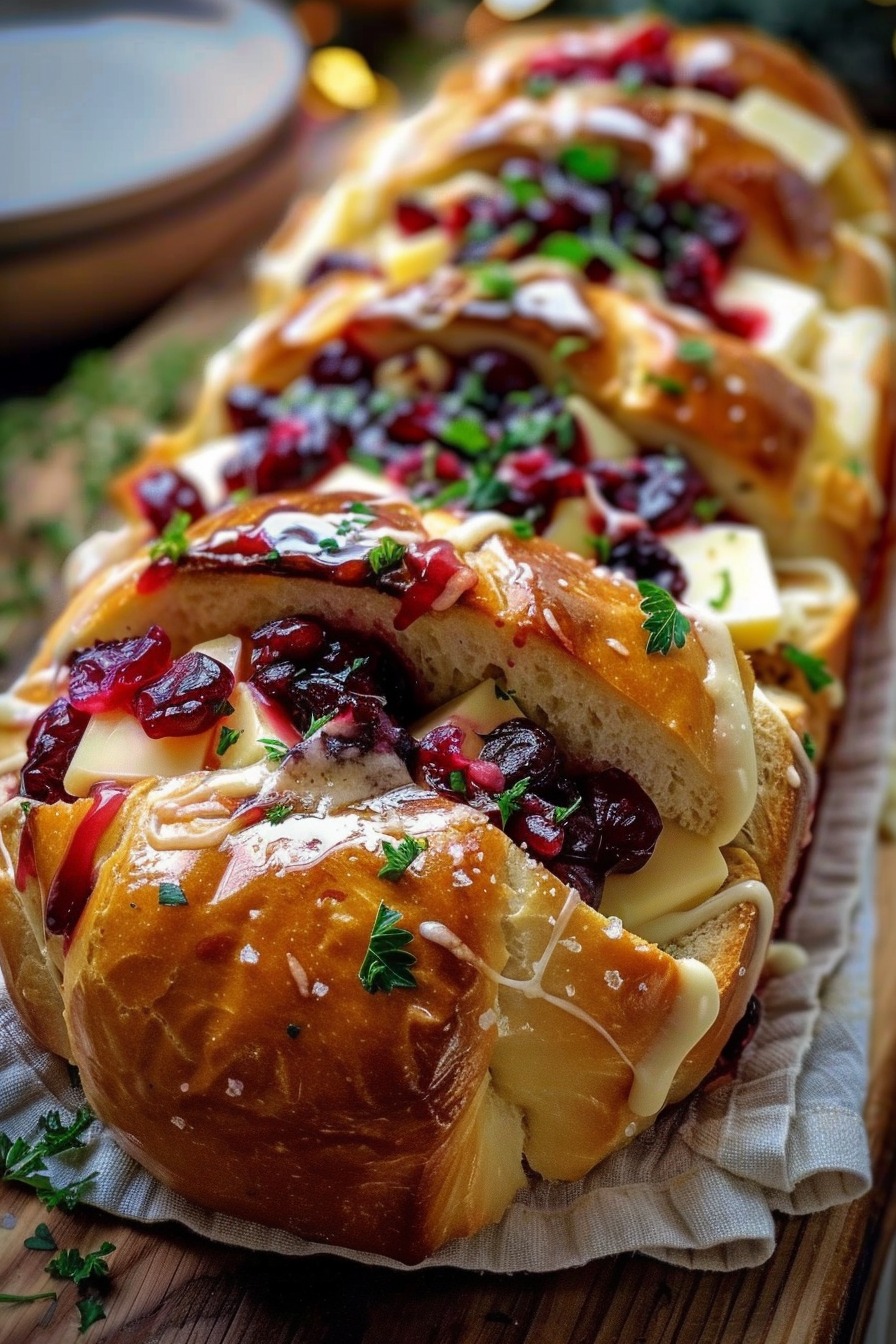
<box><xmin>134</xmin><ymin>652</ymin><xmax>236</xmax><ymax>740</ymax></box>
<box><xmin>20</xmin><ymin>698</ymin><xmax>90</xmax><ymax>803</ymax></box>
<box><xmin>68</xmin><ymin>626</ymin><xmax>173</xmax><ymax>714</ymax></box>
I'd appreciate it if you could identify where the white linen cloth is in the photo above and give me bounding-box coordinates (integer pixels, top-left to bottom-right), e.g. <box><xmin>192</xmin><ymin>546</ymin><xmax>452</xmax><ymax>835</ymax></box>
<box><xmin>1</xmin><ymin>585</ymin><xmax>892</xmax><ymax>1273</ymax></box>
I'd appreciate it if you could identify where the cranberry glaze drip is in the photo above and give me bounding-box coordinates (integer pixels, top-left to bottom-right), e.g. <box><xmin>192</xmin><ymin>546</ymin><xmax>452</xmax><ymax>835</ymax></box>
<box><xmin>523</xmin><ymin>21</ymin><xmax>741</xmax><ymax>101</ymax></box>
<box><xmin>44</xmin><ymin>783</ymin><xmax>127</xmax><ymax>948</ymax></box>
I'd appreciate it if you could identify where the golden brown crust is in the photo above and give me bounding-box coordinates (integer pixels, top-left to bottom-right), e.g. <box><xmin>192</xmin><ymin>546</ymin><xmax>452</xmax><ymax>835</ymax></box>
<box><xmin>119</xmin><ymin>267</ymin><xmax>882</xmax><ymax>582</ymax></box>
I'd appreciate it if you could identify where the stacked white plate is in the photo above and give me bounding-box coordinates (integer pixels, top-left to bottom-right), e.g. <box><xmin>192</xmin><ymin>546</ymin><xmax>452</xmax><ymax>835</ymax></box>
<box><xmin>0</xmin><ymin>0</ymin><xmax>306</xmax><ymax>349</ymax></box>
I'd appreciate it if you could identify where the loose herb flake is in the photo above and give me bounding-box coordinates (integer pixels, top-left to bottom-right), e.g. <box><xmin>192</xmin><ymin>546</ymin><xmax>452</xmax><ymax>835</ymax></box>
<box><xmin>266</xmin><ymin>802</ymin><xmax>294</xmax><ymax>825</ymax></box>
<box><xmin>448</xmin><ymin>770</ymin><xmax>467</xmax><ymax>795</ymax></box>
<box><xmin>677</xmin><ymin>337</ymin><xmax>715</xmax><ymax>366</ymax></box>
<box><xmin>781</xmin><ymin>644</ymin><xmax>834</xmax><ymax>693</ymax></box>
<box><xmin>496</xmin><ymin>777</ymin><xmax>530</xmax><ymax>828</ymax></box>
<box><xmin>358</xmin><ymin>901</ymin><xmax>418</xmax><ymax>994</ymax></box>
<box><xmin>378</xmin><ymin>835</ymin><xmax>428</xmax><ymax>881</ymax></box>
<box><xmin>693</xmin><ymin>496</ymin><xmax>723</xmax><ymax>523</ymax></box>
<box><xmin>440</xmin><ymin>417</ymin><xmax>491</xmax><ymax>456</ymax></box>
<box><xmin>148</xmin><ymin>509</ymin><xmax>192</xmax><ymax>564</ymax></box>
<box><xmin>367</xmin><ymin>536</ymin><xmax>407</xmax><ymax>575</ymax></box>
<box><xmin>76</xmin><ymin>1297</ymin><xmax>106</xmax><ymax>1333</ymax></box>
<box><xmin>259</xmin><ymin>737</ymin><xmax>289</xmax><ymax>764</ymax></box>
<box><xmin>510</xmin><ymin>518</ymin><xmax>536</xmax><ymax>539</ymax></box>
<box><xmin>158</xmin><ymin>881</ymin><xmax>187</xmax><ymax>907</ymax></box>
<box><xmin>24</xmin><ymin>1224</ymin><xmax>57</xmax><ymax>1252</ymax></box>
<box><xmin>801</xmin><ymin>732</ymin><xmax>817</xmax><ymax>761</ymax></box>
<box><xmin>590</xmin><ymin>533</ymin><xmax>612</xmax><ymax>563</ymax></box>
<box><xmin>559</xmin><ymin>143</ymin><xmax>619</xmax><ymax>183</ymax></box>
<box><xmin>47</xmin><ymin>1242</ymin><xmax>115</xmax><ymax>1288</ymax></box>
<box><xmin>551</xmin><ymin>336</ymin><xmax>589</xmax><ymax>364</ymax></box>
<box><xmin>304</xmin><ymin>711</ymin><xmax>336</xmax><ymax>739</ymax></box>
<box><xmin>637</xmin><ymin>581</ymin><xmax>690</xmax><ymax>655</ymax></box>
<box><xmin>473</xmin><ymin>262</ymin><xmax>517</xmax><ymax>301</ymax></box>
<box><xmin>538</xmin><ymin>232</ymin><xmax>593</xmax><ymax>268</ymax></box>
<box><xmin>0</xmin><ymin>1107</ymin><xmax>95</xmax><ymax>1211</ymax></box>
<box><xmin>553</xmin><ymin>797</ymin><xmax>582</xmax><ymax>824</ymax></box>
<box><xmin>644</xmin><ymin>371</ymin><xmax>685</xmax><ymax>396</ymax></box>
<box><xmin>216</xmin><ymin>726</ymin><xmax>242</xmax><ymax>757</ymax></box>
<box><xmin>708</xmin><ymin>569</ymin><xmax>733</xmax><ymax>611</ymax></box>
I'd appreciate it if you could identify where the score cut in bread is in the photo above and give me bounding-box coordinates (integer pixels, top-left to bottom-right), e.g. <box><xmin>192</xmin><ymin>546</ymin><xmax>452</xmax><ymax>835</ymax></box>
<box><xmin>0</xmin><ymin>494</ymin><xmax>810</xmax><ymax>1262</ymax></box>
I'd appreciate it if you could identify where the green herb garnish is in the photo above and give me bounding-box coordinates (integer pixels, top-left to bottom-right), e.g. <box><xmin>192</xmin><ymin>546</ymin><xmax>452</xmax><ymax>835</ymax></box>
<box><xmin>148</xmin><ymin>509</ymin><xmax>191</xmax><ymax>564</ymax></box>
<box><xmin>0</xmin><ymin>1107</ymin><xmax>95</xmax><ymax>1211</ymax></box>
<box><xmin>266</xmin><ymin>802</ymin><xmax>294</xmax><ymax>825</ymax></box>
<box><xmin>551</xmin><ymin>336</ymin><xmax>589</xmax><ymax>364</ymax></box>
<box><xmin>559</xmin><ymin>143</ymin><xmax>619</xmax><ymax>183</ymax></box>
<box><xmin>801</xmin><ymin>732</ymin><xmax>817</xmax><ymax>761</ymax></box>
<box><xmin>590</xmin><ymin>533</ymin><xmax>612</xmax><ymax>563</ymax></box>
<box><xmin>472</xmin><ymin>261</ymin><xmax>517</xmax><ymax>300</ymax></box>
<box><xmin>644</xmin><ymin>371</ymin><xmax>685</xmax><ymax>396</ymax></box>
<box><xmin>76</xmin><ymin>1297</ymin><xmax>106</xmax><ymax>1333</ymax></box>
<box><xmin>216</xmin><ymin>725</ymin><xmax>242</xmax><ymax>757</ymax></box>
<box><xmin>24</xmin><ymin>1224</ymin><xmax>57</xmax><ymax>1252</ymax></box>
<box><xmin>448</xmin><ymin>770</ymin><xmax>467</xmax><ymax>794</ymax></box>
<box><xmin>358</xmin><ymin>902</ymin><xmax>418</xmax><ymax>993</ymax></box>
<box><xmin>677</xmin><ymin>337</ymin><xmax>715</xmax><ymax>366</ymax></box>
<box><xmin>367</xmin><ymin>536</ymin><xmax>407</xmax><ymax>575</ymax></box>
<box><xmin>496</xmin><ymin>777</ymin><xmax>529</xmax><ymax>828</ymax></box>
<box><xmin>637</xmin><ymin>581</ymin><xmax>690</xmax><ymax>655</ymax></box>
<box><xmin>510</xmin><ymin>519</ymin><xmax>536</xmax><ymax>539</ymax></box>
<box><xmin>304</xmin><ymin>711</ymin><xmax>336</xmax><ymax>739</ymax></box>
<box><xmin>538</xmin><ymin>232</ymin><xmax>593</xmax><ymax>268</ymax></box>
<box><xmin>708</xmin><ymin>569</ymin><xmax>733</xmax><ymax>611</ymax></box>
<box><xmin>693</xmin><ymin>496</ymin><xmax>723</xmax><ymax>523</ymax></box>
<box><xmin>318</xmin><ymin>536</ymin><xmax>340</xmax><ymax>553</ymax></box>
<box><xmin>525</xmin><ymin>73</ymin><xmax>556</xmax><ymax>99</ymax></box>
<box><xmin>554</xmin><ymin>797</ymin><xmax>582</xmax><ymax>823</ymax></box>
<box><xmin>378</xmin><ymin>834</ymin><xmax>428</xmax><ymax>881</ymax></box>
<box><xmin>47</xmin><ymin>1242</ymin><xmax>115</xmax><ymax>1288</ymax></box>
<box><xmin>158</xmin><ymin>881</ymin><xmax>187</xmax><ymax>907</ymax></box>
<box><xmin>259</xmin><ymin>737</ymin><xmax>289</xmax><ymax>763</ymax></box>
<box><xmin>0</xmin><ymin>1291</ymin><xmax>57</xmax><ymax>1304</ymax></box>
<box><xmin>440</xmin><ymin>417</ymin><xmax>491</xmax><ymax>455</ymax></box>
<box><xmin>502</xmin><ymin>176</ymin><xmax>544</xmax><ymax>208</ymax></box>
<box><xmin>781</xmin><ymin>644</ymin><xmax>834</xmax><ymax>693</ymax></box>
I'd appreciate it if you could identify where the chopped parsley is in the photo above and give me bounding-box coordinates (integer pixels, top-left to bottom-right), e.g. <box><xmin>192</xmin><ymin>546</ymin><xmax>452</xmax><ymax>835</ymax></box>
<box><xmin>448</xmin><ymin>770</ymin><xmax>467</xmax><ymax>794</ymax></box>
<box><xmin>47</xmin><ymin>1242</ymin><xmax>115</xmax><ymax>1288</ymax></box>
<box><xmin>502</xmin><ymin>175</ymin><xmax>544</xmax><ymax>208</ymax></box>
<box><xmin>367</xmin><ymin>536</ymin><xmax>407</xmax><ymax>575</ymax></box>
<box><xmin>693</xmin><ymin>496</ymin><xmax>724</xmax><ymax>523</ymax></box>
<box><xmin>677</xmin><ymin>336</ymin><xmax>715</xmax><ymax>366</ymax></box>
<box><xmin>378</xmin><ymin>834</ymin><xmax>428</xmax><ymax>881</ymax></box>
<box><xmin>496</xmin><ymin>777</ymin><xmax>530</xmax><ymax>828</ymax></box>
<box><xmin>358</xmin><ymin>902</ymin><xmax>417</xmax><ymax>994</ymax></box>
<box><xmin>76</xmin><ymin>1297</ymin><xmax>106</xmax><ymax>1333</ymax></box>
<box><xmin>553</xmin><ymin>797</ymin><xmax>582</xmax><ymax>824</ymax></box>
<box><xmin>440</xmin><ymin>416</ymin><xmax>491</xmax><ymax>455</ymax></box>
<box><xmin>525</xmin><ymin>73</ymin><xmax>556</xmax><ymax>99</ymax></box>
<box><xmin>559</xmin><ymin>143</ymin><xmax>619</xmax><ymax>183</ymax></box>
<box><xmin>23</xmin><ymin>1223</ymin><xmax>57</xmax><ymax>1252</ymax></box>
<box><xmin>644</xmin><ymin>371</ymin><xmax>685</xmax><ymax>397</ymax></box>
<box><xmin>538</xmin><ymin>231</ymin><xmax>593</xmax><ymax>268</ymax></box>
<box><xmin>148</xmin><ymin>509</ymin><xmax>192</xmax><ymax>564</ymax></box>
<box><xmin>551</xmin><ymin>336</ymin><xmax>589</xmax><ymax>364</ymax></box>
<box><xmin>216</xmin><ymin>725</ymin><xmax>242</xmax><ymax>757</ymax></box>
<box><xmin>472</xmin><ymin>261</ymin><xmax>517</xmax><ymax>300</ymax></box>
<box><xmin>19</xmin><ymin>800</ymin><xmax>32</xmax><ymax>817</ymax></box>
<box><xmin>158</xmin><ymin>881</ymin><xmax>187</xmax><ymax>907</ymax></box>
<box><xmin>318</xmin><ymin>536</ymin><xmax>340</xmax><ymax>553</ymax></box>
<box><xmin>590</xmin><ymin>533</ymin><xmax>612</xmax><ymax>563</ymax></box>
<box><xmin>708</xmin><ymin>569</ymin><xmax>733</xmax><ymax>611</ymax></box>
<box><xmin>780</xmin><ymin>644</ymin><xmax>834</xmax><ymax>693</ymax></box>
<box><xmin>801</xmin><ymin>732</ymin><xmax>817</xmax><ymax>761</ymax></box>
<box><xmin>637</xmin><ymin>581</ymin><xmax>690</xmax><ymax>655</ymax></box>
<box><xmin>510</xmin><ymin>518</ymin><xmax>536</xmax><ymax>540</ymax></box>
<box><xmin>266</xmin><ymin>802</ymin><xmax>294</xmax><ymax>825</ymax></box>
<box><xmin>0</xmin><ymin>1107</ymin><xmax>96</xmax><ymax>1211</ymax></box>
<box><xmin>304</xmin><ymin>710</ymin><xmax>336</xmax><ymax>739</ymax></box>
<box><xmin>259</xmin><ymin>736</ymin><xmax>289</xmax><ymax>764</ymax></box>
<box><xmin>348</xmin><ymin>500</ymin><xmax>375</xmax><ymax>516</ymax></box>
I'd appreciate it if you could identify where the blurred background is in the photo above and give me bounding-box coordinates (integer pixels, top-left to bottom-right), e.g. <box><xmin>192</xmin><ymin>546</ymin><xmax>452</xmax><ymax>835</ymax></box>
<box><xmin>0</xmin><ymin>0</ymin><xmax>893</xmax><ymax>657</ymax></box>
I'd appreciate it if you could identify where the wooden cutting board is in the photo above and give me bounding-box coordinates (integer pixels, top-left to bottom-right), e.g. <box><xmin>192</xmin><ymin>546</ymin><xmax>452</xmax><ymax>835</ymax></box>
<box><xmin>0</xmin><ymin>269</ymin><xmax>892</xmax><ymax>1344</ymax></box>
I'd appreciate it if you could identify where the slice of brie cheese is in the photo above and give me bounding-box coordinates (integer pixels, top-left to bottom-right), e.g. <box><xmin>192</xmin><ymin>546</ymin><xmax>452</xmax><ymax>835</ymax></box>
<box><xmin>715</xmin><ymin>267</ymin><xmax>822</xmax><ymax>362</ymax></box>
<box><xmin>812</xmin><ymin>308</ymin><xmax>889</xmax><ymax>458</ymax></box>
<box><xmin>730</xmin><ymin>89</ymin><xmax>848</xmax><ymax>184</ymax></box>
<box><xmin>379</xmin><ymin>225</ymin><xmax>452</xmax><ymax>286</ymax></box>
<box><xmin>542</xmin><ymin>497</ymin><xmax>595</xmax><ymax>559</ymax></box>
<box><xmin>602</xmin><ymin>821</ymin><xmax>729</xmax><ymax>934</ymax></box>
<box><xmin>664</xmin><ymin>523</ymin><xmax>782</xmax><ymax>651</ymax></box>
<box><xmin>64</xmin><ymin>712</ymin><xmax>213</xmax><ymax>797</ymax></box>
<box><xmin>567</xmin><ymin>395</ymin><xmax>638</xmax><ymax>462</ymax></box>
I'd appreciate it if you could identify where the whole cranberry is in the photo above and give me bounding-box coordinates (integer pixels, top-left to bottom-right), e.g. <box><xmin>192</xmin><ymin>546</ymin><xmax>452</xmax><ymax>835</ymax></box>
<box><xmin>20</xmin><ymin>698</ymin><xmax>90</xmax><ymax>803</ymax></box>
<box><xmin>134</xmin><ymin>652</ymin><xmax>236</xmax><ymax>740</ymax></box>
<box><xmin>606</xmin><ymin>531</ymin><xmax>686</xmax><ymax>597</ymax></box>
<box><xmin>134</xmin><ymin>468</ymin><xmax>204</xmax><ymax>534</ymax></box>
<box><xmin>468</xmin><ymin>349</ymin><xmax>536</xmax><ymax>398</ymax></box>
<box><xmin>479</xmin><ymin>718</ymin><xmax>560</xmax><ymax>791</ymax></box>
<box><xmin>225</xmin><ymin>384</ymin><xmax>274</xmax><ymax>433</ymax></box>
<box><xmin>68</xmin><ymin>626</ymin><xmax>173</xmax><ymax>714</ymax></box>
<box><xmin>307</xmin><ymin>339</ymin><xmax>374</xmax><ymax>387</ymax></box>
<box><xmin>250</xmin><ymin>617</ymin><xmax>325</xmax><ymax>670</ymax></box>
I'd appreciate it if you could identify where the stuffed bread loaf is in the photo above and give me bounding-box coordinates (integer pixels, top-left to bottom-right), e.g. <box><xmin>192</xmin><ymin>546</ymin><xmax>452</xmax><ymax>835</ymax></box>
<box><xmin>0</xmin><ymin>494</ymin><xmax>810</xmax><ymax>1261</ymax></box>
<box><xmin>0</xmin><ymin>14</ymin><xmax>891</xmax><ymax>1264</ymax></box>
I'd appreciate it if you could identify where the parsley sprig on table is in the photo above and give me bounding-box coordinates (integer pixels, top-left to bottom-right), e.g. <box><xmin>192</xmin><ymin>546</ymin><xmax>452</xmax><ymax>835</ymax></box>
<box><xmin>0</xmin><ymin>1108</ymin><xmax>96</xmax><ymax>1211</ymax></box>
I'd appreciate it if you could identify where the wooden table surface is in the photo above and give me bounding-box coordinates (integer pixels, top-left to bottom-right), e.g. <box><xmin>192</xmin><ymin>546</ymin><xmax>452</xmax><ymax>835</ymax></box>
<box><xmin>1</xmin><ymin>271</ymin><xmax>894</xmax><ymax>1344</ymax></box>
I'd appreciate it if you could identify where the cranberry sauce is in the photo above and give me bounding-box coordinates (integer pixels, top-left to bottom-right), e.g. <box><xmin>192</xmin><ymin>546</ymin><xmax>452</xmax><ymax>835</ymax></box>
<box><xmin>44</xmin><ymin>783</ymin><xmax>127</xmax><ymax>949</ymax></box>
<box><xmin>387</xmin><ymin>149</ymin><xmax>749</xmax><ymax>333</ymax></box>
<box><xmin>178</xmin><ymin>502</ymin><xmax>477</xmax><ymax>632</ymax></box>
<box><xmin>20</xmin><ymin>699</ymin><xmax>90</xmax><ymax>804</ymax></box>
<box><xmin>413</xmin><ymin>716</ymin><xmax>662</xmax><ymax>908</ymax></box>
<box><xmin>522</xmin><ymin>21</ymin><xmax>740</xmax><ymax>101</ymax></box>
